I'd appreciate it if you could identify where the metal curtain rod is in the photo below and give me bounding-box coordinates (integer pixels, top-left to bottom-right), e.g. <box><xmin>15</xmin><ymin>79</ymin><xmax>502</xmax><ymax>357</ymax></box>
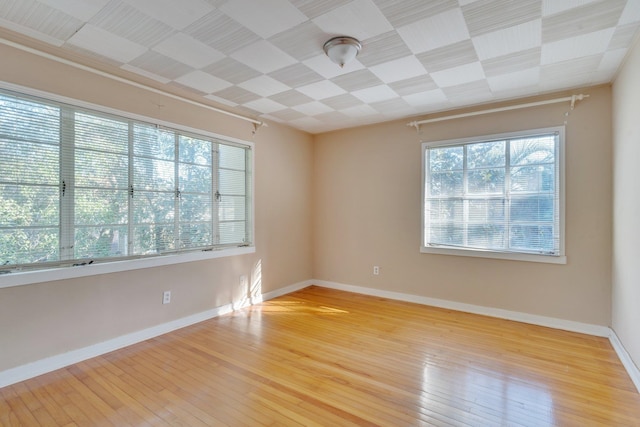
<box><xmin>0</xmin><ymin>38</ymin><xmax>266</xmax><ymax>128</ymax></box>
<box><xmin>407</xmin><ymin>94</ymin><xmax>589</xmax><ymax>131</ymax></box>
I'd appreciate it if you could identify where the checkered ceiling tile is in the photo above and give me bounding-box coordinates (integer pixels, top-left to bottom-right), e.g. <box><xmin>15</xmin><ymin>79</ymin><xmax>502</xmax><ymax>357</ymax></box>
<box><xmin>1</xmin><ymin>0</ymin><xmax>639</xmax><ymax>134</ymax></box>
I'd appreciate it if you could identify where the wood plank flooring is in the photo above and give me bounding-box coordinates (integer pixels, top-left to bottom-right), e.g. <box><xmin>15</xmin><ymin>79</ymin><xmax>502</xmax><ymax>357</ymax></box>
<box><xmin>2</xmin><ymin>286</ymin><xmax>640</xmax><ymax>426</ymax></box>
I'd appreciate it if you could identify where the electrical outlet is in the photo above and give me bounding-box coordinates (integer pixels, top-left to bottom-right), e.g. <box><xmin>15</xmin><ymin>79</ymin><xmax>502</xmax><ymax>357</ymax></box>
<box><xmin>162</xmin><ymin>291</ymin><xmax>171</xmax><ymax>304</ymax></box>
<box><xmin>373</xmin><ymin>266</ymin><xmax>379</xmax><ymax>275</ymax></box>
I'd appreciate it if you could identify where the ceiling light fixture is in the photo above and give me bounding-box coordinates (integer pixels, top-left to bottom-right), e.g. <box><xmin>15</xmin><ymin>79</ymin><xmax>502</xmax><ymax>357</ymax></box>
<box><xmin>323</xmin><ymin>36</ymin><xmax>361</xmax><ymax>68</ymax></box>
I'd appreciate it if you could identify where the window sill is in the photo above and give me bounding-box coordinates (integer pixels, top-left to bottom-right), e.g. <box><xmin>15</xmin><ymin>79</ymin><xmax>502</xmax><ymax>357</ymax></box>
<box><xmin>420</xmin><ymin>246</ymin><xmax>566</xmax><ymax>264</ymax></box>
<box><xmin>0</xmin><ymin>246</ymin><xmax>256</xmax><ymax>289</ymax></box>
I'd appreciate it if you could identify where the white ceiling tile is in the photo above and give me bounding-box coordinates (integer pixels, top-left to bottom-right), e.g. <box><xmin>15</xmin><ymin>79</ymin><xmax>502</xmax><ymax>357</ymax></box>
<box><xmin>397</xmin><ymin>7</ymin><xmax>469</xmax><ymax>54</ymax></box>
<box><xmin>472</xmin><ymin>20</ymin><xmax>541</xmax><ymax>60</ymax></box>
<box><xmin>121</xmin><ymin>64</ymin><xmax>171</xmax><ymax>84</ymax></box>
<box><xmin>352</xmin><ymin>85</ymin><xmax>399</xmax><ymax>103</ymax></box>
<box><xmin>542</xmin><ymin>0</ymin><xmax>600</xmax><ymax>17</ymax></box>
<box><xmin>289</xmin><ymin>116</ymin><xmax>325</xmax><ymax>130</ymax></box>
<box><xmin>220</xmin><ymin>0</ymin><xmax>307</xmax><ymax>39</ymax></box>
<box><xmin>369</xmin><ymin>56</ymin><xmax>427</xmax><ymax>84</ymax></box>
<box><xmin>303</xmin><ymin>54</ymin><xmax>365</xmax><ymax>79</ymax></box>
<box><xmin>230</xmin><ymin>40</ymin><xmax>297</xmax><ymax>74</ymax></box>
<box><xmin>0</xmin><ymin>16</ymin><xmax>65</xmax><ymax>46</ymax></box>
<box><xmin>66</xmin><ymin>24</ymin><xmax>147</xmax><ymax>63</ymax></box>
<box><xmin>598</xmin><ymin>48</ymin><xmax>628</xmax><ymax>72</ymax></box>
<box><xmin>242</xmin><ymin>98</ymin><xmax>287</xmax><ymax>114</ymax></box>
<box><xmin>37</xmin><ymin>0</ymin><xmax>109</xmax><ymax>21</ymax></box>
<box><xmin>121</xmin><ymin>0</ymin><xmax>214</xmax><ymax>30</ymax></box>
<box><xmin>541</xmin><ymin>28</ymin><xmax>615</xmax><ymax>65</ymax></box>
<box><xmin>313</xmin><ymin>0</ymin><xmax>393</xmax><ymax>40</ymax></box>
<box><xmin>296</xmin><ymin>80</ymin><xmax>347</xmax><ymax>100</ymax></box>
<box><xmin>620</xmin><ymin>0</ymin><xmax>640</xmax><ymax>25</ymax></box>
<box><xmin>403</xmin><ymin>89</ymin><xmax>448</xmax><ymax>107</ymax></box>
<box><xmin>152</xmin><ymin>33</ymin><xmax>224</xmax><ymax>69</ymax></box>
<box><xmin>203</xmin><ymin>94</ymin><xmax>238</xmax><ymax>107</ymax></box>
<box><xmin>292</xmin><ymin>101</ymin><xmax>334</xmax><ymax>116</ymax></box>
<box><xmin>339</xmin><ymin>104</ymin><xmax>380</xmax><ymax>118</ymax></box>
<box><xmin>175</xmin><ymin>70</ymin><xmax>232</xmax><ymax>93</ymax></box>
<box><xmin>238</xmin><ymin>76</ymin><xmax>291</xmax><ymax>97</ymax></box>
<box><xmin>430</xmin><ymin>62</ymin><xmax>485</xmax><ymax>87</ymax></box>
<box><xmin>487</xmin><ymin>67</ymin><xmax>540</xmax><ymax>92</ymax></box>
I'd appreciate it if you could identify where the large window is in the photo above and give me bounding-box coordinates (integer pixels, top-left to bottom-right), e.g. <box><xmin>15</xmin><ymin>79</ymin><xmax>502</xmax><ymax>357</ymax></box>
<box><xmin>0</xmin><ymin>89</ymin><xmax>252</xmax><ymax>273</ymax></box>
<box><xmin>422</xmin><ymin>127</ymin><xmax>565</xmax><ymax>263</ymax></box>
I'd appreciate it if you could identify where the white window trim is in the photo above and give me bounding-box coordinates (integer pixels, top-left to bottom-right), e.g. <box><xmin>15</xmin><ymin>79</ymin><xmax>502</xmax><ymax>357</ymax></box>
<box><xmin>421</xmin><ymin>126</ymin><xmax>566</xmax><ymax>264</ymax></box>
<box><xmin>0</xmin><ymin>81</ymin><xmax>256</xmax><ymax>288</ymax></box>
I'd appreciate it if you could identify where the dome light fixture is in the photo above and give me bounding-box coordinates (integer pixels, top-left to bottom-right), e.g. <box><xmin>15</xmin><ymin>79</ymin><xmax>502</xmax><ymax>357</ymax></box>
<box><xmin>323</xmin><ymin>36</ymin><xmax>362</xmax><ymax>68</ymax></box>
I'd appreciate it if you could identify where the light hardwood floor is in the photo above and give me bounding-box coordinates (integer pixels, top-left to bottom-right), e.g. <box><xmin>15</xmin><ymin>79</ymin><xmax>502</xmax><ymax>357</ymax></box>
<box><xmin>2</xmin><ymin>286</ymin><xmax>640</xmax><ymax>426</ymax></box>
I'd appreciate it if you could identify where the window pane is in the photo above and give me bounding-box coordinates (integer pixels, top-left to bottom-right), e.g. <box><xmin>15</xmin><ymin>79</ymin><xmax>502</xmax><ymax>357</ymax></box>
<box><xmin>134</xmin><ymin>224</ymin><xmax>175</xmax><ymax>254</ymax></box>
<box><xmin>510</xmin><ymin>196</ymin><xmax>554</xmax><ymax>222</ymax></box>
<box><xmin>75</xmin><ymin>150</ymin><xmax>128</xmax><ymax>188</ymax></box>
<box><xmin>510</xmin><ymin>136</ymin><xmax>555</xmax><ymax>166</ymax></box>
<box><xmin>179</xmin><ymin>164</ymin><xmax>211</xmax><ymax>193</ymax></box>
<box><xmin>180</xmin><ymin>194</ymin><xmax>212</xmax><ymax>222</ymax></box>
<box><xmin>220</xmin><ymin>169</ymin><xmax>246</xmax><ymax>195</ymax></box>
<box><xmin>75</xmin><ymin>189</ymin><xmax>128</xmax><ymax>225</ymax></box>
<box><xmin>75</xmin><ymin>113</ymin><xmax>128</xmax><ymax>154</ymax></box>
<box><xmin>467</xmin><ymin>224</ymin><xmax>505</xmax><ymax>249</ymax></box>
<box><xmin>219</xmin><ymin>221</ymin><xmax>246</xmax><ymax>244</ymax></box>
<box><xmin>427</xmin><ymin>199</ymin><xmax>463</xmax><ymax>222</ymax></box>
<box><xmin>0</xmin><ymin>140</ymin><xmax>59</xmax><ymax>184</ymax></box>
<box><xmin>468</xmin><ymin>199</ymin><xmax>505</xmax><ymax>222</ymax></box>
<box><xmin>428</xmin><ymin>224</ymin><xmax>464</xmax><ymax>246</ymax></box>
<box><xmin>511</xmin><ymin>165</ymin><xmax>554</xmax><ymax>193</ymax></box>
<box><xmin>74</xmin><ymin>226</ymin><xmax>128</xmax><ymax>259</ymax></box>
<box><xmin>467</xmin><ymin>169</ymin><xmax>505</xmax><ymax>194</ymax></box>
<box><xmin>134</xmin><ymin>191</ymin><xmax>175</xmax><ymax>224</ymax></box>
<box><xmin>509</xmin><ymin>225</ymin><xmax>554</xmax><ymax>252</ymax></box>
<box><xmin>134</xmin><ymin>158</ymin><xmax>174</xmax><ymax>191</ymax></box>
<box><xmin>0</xmin><ymin>228</ymin><xmax>58</xmax><ymax>264</ymax></box>
<box><xmin>467</xmin><ymin>140</ymin><xmax>505</xmax><ymax>168</ymax></box>
<box><xmin>134</xmin><ymin>125</ymin><xmax>175</xmax><ymax>160</ymax></box>
<box><xmin>429</xmin><ymin>146</ymin><xmax>462</xmax><ymax>171</ymax></box>
<box><xmin>429</xmin><ymin>171</ymin><xmax>463</xmax><ymax>196</ymax></box>
<box><xmin>180</xmin><ymin>136</ymin><xmax>211</xmax><ymax>166</ymax></box>
<box><xmin>0</xmin><ymin>93</ymin><xmax>60</xmax><ymax>265</ymax></box>
<box><xmin>179</xmin><ymin>223</ymin><xmax>212</xmax><ymax>249</ymax></box>
<box><xmin>0</xmin><ymin>96</ymin><xmax>59</xmax><ymax>144</ymax></box>
<box><xmin>220</xmin><ymin>196</ymin><xmax>246</xmax><ymax>221</ymax></box>
<box><xmin>219</xmin><ymin>144</ymin><xmax>246</xmax><ymax>170</ymax></box>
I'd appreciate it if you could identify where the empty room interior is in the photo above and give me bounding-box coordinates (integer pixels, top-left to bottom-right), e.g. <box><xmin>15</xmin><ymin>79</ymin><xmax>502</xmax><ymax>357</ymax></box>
<box><xmin>1</xmin><ymin>0</ymin><xmax>640</xmax><ymax>425</ymax></box>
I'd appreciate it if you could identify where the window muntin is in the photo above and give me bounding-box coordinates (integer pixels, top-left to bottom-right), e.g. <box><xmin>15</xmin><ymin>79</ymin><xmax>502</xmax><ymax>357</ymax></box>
<box><xmin>0</xmin><ymin>89</ymin><xmax>252</xmax><ymax>272</ymax></box>
<box><xmin>422</xmin><ymin>128</ymin><xmax>563</xmax><ymax>261</ymax></box>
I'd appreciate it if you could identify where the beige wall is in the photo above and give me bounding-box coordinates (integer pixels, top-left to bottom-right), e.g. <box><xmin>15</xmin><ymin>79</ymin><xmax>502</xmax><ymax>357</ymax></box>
<box><xmin>612</xmin><ymin>38</ymin><xmax>640</xmax><ymax>369</ymax></box>
<box><xmin>314</xmin><ymin>86</ymin><xmax>613</xmax><ymax>325</ymax></box>
<box><xmin>0</xmin><ymin>43</ymin><xmax>314</xmax><ymax>371</ymax></box>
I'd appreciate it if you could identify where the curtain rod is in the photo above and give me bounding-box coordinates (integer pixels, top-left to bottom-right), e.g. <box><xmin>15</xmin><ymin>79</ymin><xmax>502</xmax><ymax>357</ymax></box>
<box><xmin>407</xmin><ymin>94</ymin><xmax>589</xmax><ymax>131</ymax></box>
<box><xmin>0</xmin><ymin>38</ymin><xmax>266</xmax><ymax>128</ymax></box>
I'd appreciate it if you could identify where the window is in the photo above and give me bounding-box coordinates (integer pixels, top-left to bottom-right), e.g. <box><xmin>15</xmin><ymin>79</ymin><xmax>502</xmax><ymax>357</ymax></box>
<box><xmin>0</xmin><ymin>88</ymin><xmax>253</xmax><ymax>273</ymax></box>
<box><xmin>422</xmin><ymin>127</ymin><xmax>565</xmax><ymax>263</ymax></box>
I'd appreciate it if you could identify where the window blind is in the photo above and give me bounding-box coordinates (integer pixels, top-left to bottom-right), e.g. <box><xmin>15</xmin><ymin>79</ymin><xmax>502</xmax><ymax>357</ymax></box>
<box><xmin>424</xmin><ymin>131</ymin><xmax>561</xmax><ymax>256</ymax></box>
<box><xmin>0</xmin><ymin>88</ymin><xmax>252</xmax><ymax>271</ymax></box>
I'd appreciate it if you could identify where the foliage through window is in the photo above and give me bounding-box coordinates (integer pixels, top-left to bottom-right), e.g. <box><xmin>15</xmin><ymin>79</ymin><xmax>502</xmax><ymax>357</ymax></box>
<box><xmin>422</xmin><ymin>127</ymin><xmax>564</xmax><ymax>261</ymax></box>
<box><xmin>0</xmin><ymin>89</ymin><xmax>252</xmax><ymax>271</ymax></box>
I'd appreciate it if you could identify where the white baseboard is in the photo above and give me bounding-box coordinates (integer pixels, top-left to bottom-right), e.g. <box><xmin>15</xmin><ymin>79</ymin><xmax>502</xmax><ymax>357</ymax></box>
<box><xmin>0</xmin><ymin>279</ymin><xmax>313</xmax><ymax>389</ymax></box>
<box><xmin>608</xmin><ymin>329</ymin><xmax>640</xmax><ymax>393</ymax></box>
<box><xmin>313</xmin><ymin>280</ymin><xmax>611</xmax><ymax>337</ymax></box>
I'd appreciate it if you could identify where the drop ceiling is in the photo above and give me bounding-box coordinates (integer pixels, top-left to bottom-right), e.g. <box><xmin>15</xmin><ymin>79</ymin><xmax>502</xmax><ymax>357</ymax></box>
<box><xmin>0</xmin><ymin>0</ymin><xmax>639</xmax><ymax>134</ymax></box>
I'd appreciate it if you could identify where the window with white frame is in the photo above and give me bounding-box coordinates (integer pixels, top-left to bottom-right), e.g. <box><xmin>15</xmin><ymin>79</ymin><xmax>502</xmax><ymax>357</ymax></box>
<box><xmin>421</xmin><ymin>127</ymin><xmax>565</xmax><ymax>263</ymax></box>
<box><xmin>0</xmin><ymin>89</ymin><xmax>252</xmax><ymax>272</ymax></box>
